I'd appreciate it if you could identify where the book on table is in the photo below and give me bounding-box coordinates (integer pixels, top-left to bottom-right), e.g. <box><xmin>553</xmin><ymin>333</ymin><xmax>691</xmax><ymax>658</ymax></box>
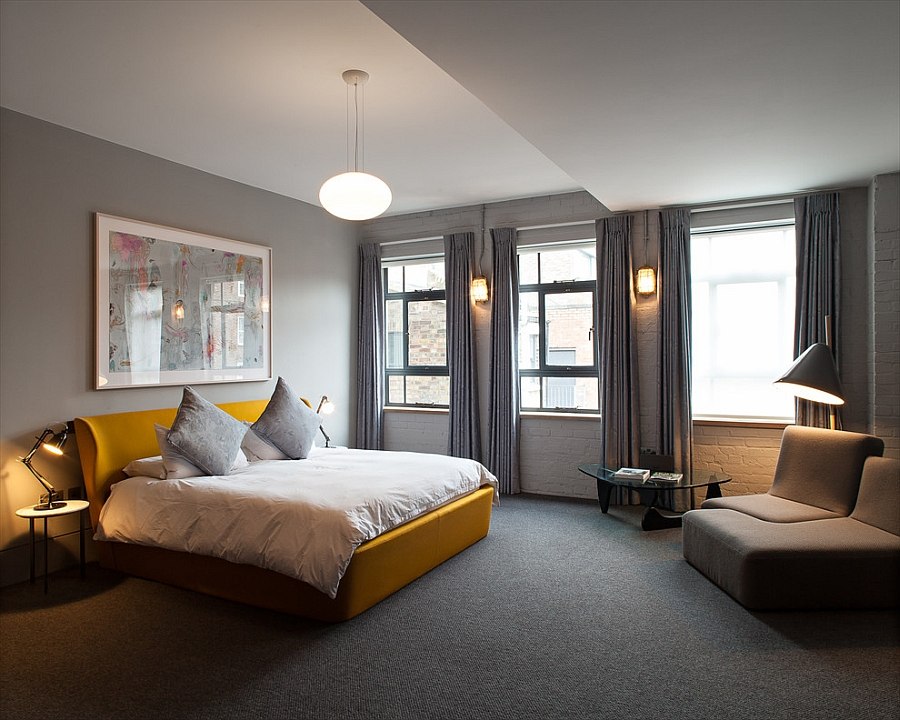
<box><xmin>614</xmin><ymin>467</ymin><xmax>650</xmax><ymax>481</ymax></box>
<box><xmin>648</xmin><ymin>471</ymin><xmax>683</xmax><ymax>484</ymax></box>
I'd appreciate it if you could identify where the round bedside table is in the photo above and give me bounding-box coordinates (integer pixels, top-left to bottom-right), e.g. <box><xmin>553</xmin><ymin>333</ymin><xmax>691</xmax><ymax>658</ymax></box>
<box><xmin>16</xmin><ymin>499</ymin><xmax>89</xmax><ymax>593</ymax></box>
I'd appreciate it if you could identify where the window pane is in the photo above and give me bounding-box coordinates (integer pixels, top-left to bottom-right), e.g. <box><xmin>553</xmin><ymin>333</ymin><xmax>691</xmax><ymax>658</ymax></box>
<box><xmin>545</xmin><ymin>292</ymin><xmax>594</xmax><ymax>366</ymax></box>
<box><xmin>385</xmin><ymin>300</ymin><xmax>404</xmax><ymax>369</ymax></box>
<box><xmin>406</xmin><ymin>376</ymin><xmax>449</xmax><ymax>405</ymax></box>
<box><xmin>386</xmin><ymin>266</ymin><xmax>403</xmax><ymax>293</ymax></box>
<box><xmin>388</xmin><ymin>376</ymin><xmax>405</xmax><ymax>404</ymax></box>
<box><xmin>539</xmin><ymin>246</ymin><xmax>596</xmax><ymax>283</ymax></box>
<box><xmin>405</xmin><ymin>261</ymin><xmax>445</xmax><ymax>291</ymax></box>
<box><xmin>543</xmin><ymin>377</ymin><xmax>598</xmax><ymax>411</ymax></box>
<box><xmin>408</xmin><ymin>300</ymin><xmax>446</xmax><ymax>366</ymax></box>
<box><xmin>691</xmin><ymin>224</ymin><xmax>795</xmax><ymax>419</ymax></box>
<box><xmin>520</xmin><ymin>376</ymin><xmax>541</xmax><ymax>410</ymax></box>
<box><xmin>518</xmin><ymin>252</ymin><xmax>539</xmax><ymax>285</ymax></box>
<box><xmin>518</xmin><ymin>292</ymin><xmax>539</xmax><ymax>369</ymax></box>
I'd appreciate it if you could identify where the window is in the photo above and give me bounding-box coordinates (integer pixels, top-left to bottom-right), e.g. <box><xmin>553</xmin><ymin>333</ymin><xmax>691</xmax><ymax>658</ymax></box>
<box><xmin>518</xmin><ymin>242</ymin><xmax>598</xmax><ymax>412</ymax></box>
<box><xmin>384</xmin><ymin>258</ymin><xmax>449</xmax><ymax>406</ymax></box>
<box><xmin>691</xmin><ymin>223</ymin><xmax>796</xmax><ymax>421</ymax></box>
<box><xmin>204</xmin><ymin>276</ymin><xmax>246</xmax><ymax>369</ymax></box>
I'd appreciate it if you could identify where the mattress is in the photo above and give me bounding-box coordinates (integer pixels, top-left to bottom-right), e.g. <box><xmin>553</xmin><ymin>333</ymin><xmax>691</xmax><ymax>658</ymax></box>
<box><xmin>96</xmin><ymin>446</ymin><xmax>499</xmax><ymax>597</ymax></box>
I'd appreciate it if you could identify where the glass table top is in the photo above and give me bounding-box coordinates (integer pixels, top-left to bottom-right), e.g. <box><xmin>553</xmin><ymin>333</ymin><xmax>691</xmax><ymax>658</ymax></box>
<box><xmin>577</xmin><ymin>464</ymin><xmax>731</xmax><ymax>491</ymax></box>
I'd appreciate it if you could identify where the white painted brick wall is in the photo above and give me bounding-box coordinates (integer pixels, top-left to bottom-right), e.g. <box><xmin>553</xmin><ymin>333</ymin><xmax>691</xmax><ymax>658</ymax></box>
<box><xmin>693</xmin><ymin>424</ymin><xmax>782</xmax><ymax>497</ymax></box>
<box><xmin>871</xmin><ymin>172</ymin><xmax>900</xmax><ymax>458</ymax></box>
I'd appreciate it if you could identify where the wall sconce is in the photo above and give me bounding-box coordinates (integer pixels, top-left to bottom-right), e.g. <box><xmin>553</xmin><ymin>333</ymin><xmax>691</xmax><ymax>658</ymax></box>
<box><xmin>635</xmin><ymin>209</ymin><xmax>657</xmax><ymax>296</ymax></box>
<box><xmin>18</xmin><ymin>421</ymin><xmax>74</xmax><ymax>510</ymax></box>
<box><xmin>173</xmin><ymin>299</ymin><xmax>185</xmax><ymax>321</ymax></box>
<box><xmin>471</xmin><ymin>276</ymin><xmax>489</xmax><ymax>303</ymax></box>
<box><xmin>316</xmin><ymin>395</ymin><xmax>336</xmax><ymax>448</ymax></box>
<box><xmin>636</xmin><ymin>266</ymin><xmax>657</xmax><ymax>295</ymax></box>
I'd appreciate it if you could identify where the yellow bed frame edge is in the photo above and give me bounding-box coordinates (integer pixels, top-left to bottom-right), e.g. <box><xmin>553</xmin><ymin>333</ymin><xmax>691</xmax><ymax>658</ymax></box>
<box><xmin>74</xmin><ymin>400</ymin><xmax>494</xmax><ymax>622</ymax></box>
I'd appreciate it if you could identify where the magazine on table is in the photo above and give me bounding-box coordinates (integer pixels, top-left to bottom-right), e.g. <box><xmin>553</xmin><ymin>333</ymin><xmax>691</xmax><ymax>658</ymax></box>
<box><xmin>647</xmin><ymin>472</ymin><xmax>683</xmax><ymax>484</ymax></box>
<box><xmin>614</xmin><ymin>467</ymin><xmax>651</xmax><ymax>481</ymax></box>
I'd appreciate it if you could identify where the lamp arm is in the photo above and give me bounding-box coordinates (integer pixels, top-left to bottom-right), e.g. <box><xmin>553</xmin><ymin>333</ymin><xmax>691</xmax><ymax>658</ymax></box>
<box><xmin>318</xmin><ymin>425</ymin><xmax>332</xmax><ymax>449</ymax></box>
<box><xmin>21</xmin><ymin>457</ymin><xmax>56</xmax><ymax>494</ymax></box>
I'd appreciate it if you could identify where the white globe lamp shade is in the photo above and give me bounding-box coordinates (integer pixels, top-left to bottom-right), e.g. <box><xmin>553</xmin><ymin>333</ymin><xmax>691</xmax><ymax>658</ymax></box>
<box><xmin>319</xmin><ymin>172</ymin><xmax>392</xmax><ymax>221</ymax></box>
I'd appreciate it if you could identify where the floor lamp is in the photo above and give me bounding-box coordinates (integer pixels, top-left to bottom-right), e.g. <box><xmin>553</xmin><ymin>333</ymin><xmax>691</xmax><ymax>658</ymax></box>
<box><xmin>774</xmin><ymin>342</ymin><xmax>845</xmax><ymax>429</ymax></box>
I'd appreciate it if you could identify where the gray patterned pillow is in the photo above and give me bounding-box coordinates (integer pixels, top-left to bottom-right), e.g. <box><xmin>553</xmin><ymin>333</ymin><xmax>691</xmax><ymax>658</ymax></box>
<box><xmin>166</xmin><ymin>387</ymin><xmax>248</xmax><ymax>476</ymax></box>
<box><xmin>251</xmin><ymin>377</ymin><xmax>320</xmax><ymax>459</ymax></box>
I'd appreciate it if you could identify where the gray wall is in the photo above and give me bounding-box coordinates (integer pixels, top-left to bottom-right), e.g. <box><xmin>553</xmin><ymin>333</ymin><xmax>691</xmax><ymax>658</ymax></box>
<box><xmin>0</xmin><ymin>109</ymin><xmax>360</xmax><ymax>584</ymax></box>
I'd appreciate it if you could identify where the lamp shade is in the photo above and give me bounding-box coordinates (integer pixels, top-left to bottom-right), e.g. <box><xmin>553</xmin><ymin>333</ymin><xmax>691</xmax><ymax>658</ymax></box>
<box><xmin>319</xmin><ymin>172</ymin><xmax>392</xmax><ymax>221</ymax></box>
<box><xmin>774</xmin><ymin>343</ymin><xmax>845</xmax><ymax>405</ymax></box>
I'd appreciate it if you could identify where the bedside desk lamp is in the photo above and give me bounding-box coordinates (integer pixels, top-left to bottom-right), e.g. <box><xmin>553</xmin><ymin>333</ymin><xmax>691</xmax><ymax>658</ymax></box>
<box><xmin>316</xmin><ymin>395</ymin><xmax>336</xmax><ymax>448</ymax></box>
<box><xmin>18</xmin><ymin>421</ymin><xmax>75</xmax><ymax>510</ymax></box>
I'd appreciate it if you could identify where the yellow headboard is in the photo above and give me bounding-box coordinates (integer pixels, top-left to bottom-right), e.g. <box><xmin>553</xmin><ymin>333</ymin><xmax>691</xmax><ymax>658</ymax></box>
<box><xmin>74</xmin><ymin>399</ymin><xmax>269</xmax><ymax>530</ymax></box>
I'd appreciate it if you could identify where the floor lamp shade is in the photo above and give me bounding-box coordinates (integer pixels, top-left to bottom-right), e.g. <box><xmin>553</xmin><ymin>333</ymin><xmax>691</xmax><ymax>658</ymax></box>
<box><xmin>774</xmin><ymin>343</ymin><xmax>845</xmax><ymax>405</ymax></box>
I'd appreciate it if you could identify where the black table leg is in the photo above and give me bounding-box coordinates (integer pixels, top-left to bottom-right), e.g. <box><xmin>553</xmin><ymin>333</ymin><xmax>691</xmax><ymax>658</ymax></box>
<box><xmin>42</xmin><ymin>517</ymin><xmax>48</xmax><ymax>594</ymax></box>
<box><xmin>597</xmin><ymin>479</ymin><xmax>613</xmax><ymax>513</ymax></box>
<box><xmin>705</xmin><ymin>482</ymin><xmax>723</xmax><ymax>501</ymax></box>
<box><xmin>28</xmin><ymin>518</ymin><xmax>35</xmax><ymax>584</ymax></box>
<box><xmin>79</xmin><ymin>510</ymin><xmax>85</xmax><ymax>579</ymax></box>
<box><xmin>641</xmin><ymin>488</ymin><xmax>684</xmax><ymax>531</ymax></box>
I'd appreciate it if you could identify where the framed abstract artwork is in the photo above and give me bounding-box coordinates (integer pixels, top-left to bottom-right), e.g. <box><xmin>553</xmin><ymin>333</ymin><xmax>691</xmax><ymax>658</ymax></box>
<box><xmin>95</xmin><ymin>213</ymin><xmax>272</xmax><ymax>389</ymax></box>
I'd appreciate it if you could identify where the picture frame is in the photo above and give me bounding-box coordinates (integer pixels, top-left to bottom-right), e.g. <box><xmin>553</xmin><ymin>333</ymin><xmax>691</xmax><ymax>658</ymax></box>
<box><xmin>95</xmin><ymin>213</ymin><xmax>272</xmax><ymax>389</ymax></box>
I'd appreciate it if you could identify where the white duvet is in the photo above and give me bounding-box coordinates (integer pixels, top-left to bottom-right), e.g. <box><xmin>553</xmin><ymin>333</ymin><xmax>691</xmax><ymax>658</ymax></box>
<box><xmin>96</xmin><ymin>447</ymin><xmax>499</xmax><ymax>598</ymax></box>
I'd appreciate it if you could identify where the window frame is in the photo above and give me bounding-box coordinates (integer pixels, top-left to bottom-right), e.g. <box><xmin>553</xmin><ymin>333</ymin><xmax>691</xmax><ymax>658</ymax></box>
<box><xmin>383</xmin><ymin>259</ymin><xmax>449</xmax><ymax>408</ymax></box>
<box><xmin>518</xmin><ymin>242</ymin><xmax>599</xmax><ymax>414</ymax></box>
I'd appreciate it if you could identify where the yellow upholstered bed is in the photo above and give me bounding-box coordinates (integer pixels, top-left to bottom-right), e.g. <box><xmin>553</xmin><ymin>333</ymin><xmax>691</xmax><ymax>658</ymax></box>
<box><xmin>74</xmin><ymin>400</ymin><xmax>494</xmax><ymax>621</ymax></box>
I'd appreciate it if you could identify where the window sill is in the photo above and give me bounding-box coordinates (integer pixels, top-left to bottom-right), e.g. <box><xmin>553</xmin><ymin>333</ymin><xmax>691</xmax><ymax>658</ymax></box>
<box><xmin>693</xmin><ymin>417</ymin><xmax>791</xmax><ymax>429</ymax></box>
<box><xmin>521</xmin><ymin>411</ymin><xmax>600</xmax><ymax>420</ymax></box>
<box><xmin>384</xmin><ymin>406</ymin><xmax>448</xmax><ymax>414</ymax></box>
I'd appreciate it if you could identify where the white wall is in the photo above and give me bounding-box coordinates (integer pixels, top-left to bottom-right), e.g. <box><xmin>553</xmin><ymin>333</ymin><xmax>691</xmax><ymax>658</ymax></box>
<box><xmin>0</xmin><ymin>109</ymin><xmax>360</xmax><ymax>585</ymax></box>
<box><xmin>362</xmin><ymin>183</ymin><xmax>893</xmax><ymax>501</ymax></box>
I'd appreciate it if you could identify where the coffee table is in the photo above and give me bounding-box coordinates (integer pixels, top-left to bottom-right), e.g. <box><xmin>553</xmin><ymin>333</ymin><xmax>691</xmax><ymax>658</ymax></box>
<box><xmin>577</xmin><ymin>464</ymin><xmax>731</xmax><ymax>531</ymax></box>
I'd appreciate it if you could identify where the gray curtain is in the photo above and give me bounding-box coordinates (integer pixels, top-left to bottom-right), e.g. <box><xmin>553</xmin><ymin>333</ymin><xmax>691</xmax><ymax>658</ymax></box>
<box><xmin>444</xmin><ymin>232</ymin><xmax>482</xmax><ymax>461</ymax></box>
<box><xmin>794</xmin><ymin>193</ymin><xmax>841</xmax><ymax>428</ymax></box>
<box><xmin>658</xmin><ymin>208</ymin><xmax>693</xmax><ymax>478</ymax></box>
<box><xmin>356</xmin><ymin>243</ymin><xmax>385</xmax><ymax>449</ymax></box>
<box><xmin>596</xmin><ymin>216</ymin><xmax>641</xmax><ymax>503</ymax></box>
<box><xmin>487</xmin><ymin>227</ymin><xmax>520</xmax><ymax>494</ymax></box>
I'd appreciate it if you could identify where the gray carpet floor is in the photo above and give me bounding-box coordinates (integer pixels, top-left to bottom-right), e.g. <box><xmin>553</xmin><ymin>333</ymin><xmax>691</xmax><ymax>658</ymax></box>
<box><xmin>1</xmin><ymin>494</ymin><xmax>898</xmax><ymax>720</ymax></box>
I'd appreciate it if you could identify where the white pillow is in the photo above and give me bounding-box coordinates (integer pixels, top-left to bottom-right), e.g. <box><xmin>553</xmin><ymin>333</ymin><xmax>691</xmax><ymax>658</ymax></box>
<box><xmin>155</xmin><ymin>424</ymin><xmax>248</xmax><ymax>479</ymax></box>
<box><xmin>123</xmin><ymin>455</ymin><xmax>167</xmax><ymax>479</ymax></box>
<box><xmin>241</xmin><ymin>424</ymin><xmax>290</xmax><ymax>461</ymax></box>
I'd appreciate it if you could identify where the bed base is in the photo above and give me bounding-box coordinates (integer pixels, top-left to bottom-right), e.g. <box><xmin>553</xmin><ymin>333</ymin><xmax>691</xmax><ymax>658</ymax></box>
<box><xmin>75</xmin><ymin>402</ymin><xmax>494</xmax><ymax>622</ymax></box>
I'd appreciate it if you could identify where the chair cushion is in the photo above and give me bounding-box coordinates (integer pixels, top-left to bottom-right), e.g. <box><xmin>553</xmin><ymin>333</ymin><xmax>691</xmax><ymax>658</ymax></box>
<box><xmin>769</xmin><ymin>425</ymin><xmax>883</xmax><ymax>515</ymax></box>
<box><xmin>851</xmin><ymin>456</ymin><xmax>900</xmax><ymax>536</ymax></box>
<box><xmin>701</xmin><ymin>493</ymin><xmax>842</xmax><ymax>522</ymax></box>
<box><xmin>683</xmin><ymin>509</ymin><xmax>900</xmax><ymax>609</ymax></box>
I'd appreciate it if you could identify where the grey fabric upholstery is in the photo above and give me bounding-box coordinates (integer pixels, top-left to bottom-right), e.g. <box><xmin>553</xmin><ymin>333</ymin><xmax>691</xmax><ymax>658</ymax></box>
<box><xmin>851</xmin><ymin>456</ymin><xmax>900</xmax><ymax>535</ymax></box>
<box><xmin>701</xmin><ymin>425</ymin><xmax>884</xmax><ymax>520</ymax></box>
<box><xmin>701</xmin><ymin>493</ymin><xmax>842</xmax><ymax>522</ymax></box>
<box><xmin>683</xmin><ymin>509</ymin><xmax>900</xmax><ymax>610</ymax></box>
<box><xmin>685</xmin><ymin>428</ymin><xmax>894</xmax><ymax>610</ymax></box>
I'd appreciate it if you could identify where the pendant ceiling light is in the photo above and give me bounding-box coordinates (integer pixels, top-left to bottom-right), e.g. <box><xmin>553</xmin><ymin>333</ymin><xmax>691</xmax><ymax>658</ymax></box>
<box><xmin>319</xmin><ymin>69</ymin><xmax>392</xmax><ymax>221</ymax></box>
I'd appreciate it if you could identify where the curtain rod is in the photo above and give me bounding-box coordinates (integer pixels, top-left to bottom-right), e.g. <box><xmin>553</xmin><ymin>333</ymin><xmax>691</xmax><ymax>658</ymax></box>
<box><xmin>379</xmin><ymin>236</ymin><xmax>442</xmax><ymax>247</ymax></box>
<box><xmin>663</xmin><ymin>185</ymin><xmax>850</xmax><ymax>213</ymax></box>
